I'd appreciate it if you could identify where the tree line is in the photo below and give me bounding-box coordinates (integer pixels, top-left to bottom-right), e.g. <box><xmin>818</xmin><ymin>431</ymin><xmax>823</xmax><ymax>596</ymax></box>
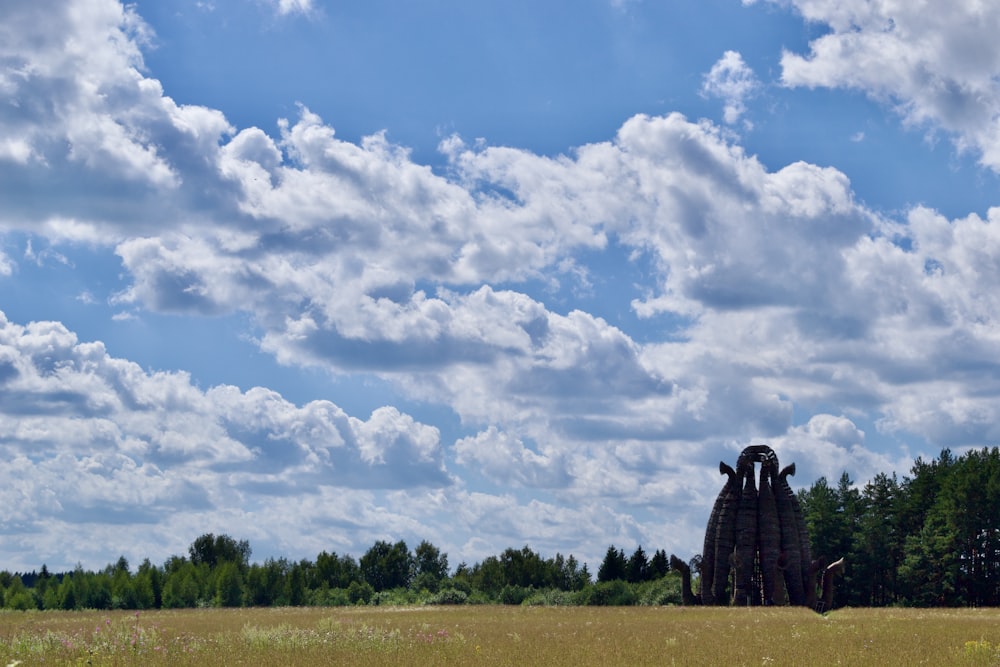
<box><xmin>798</xmin><ymin>446</ymin><xmax>1000</xmax><ymax>608</ymax></box>
<box><xmin>0</xmin><ymin>533</ymin><xmax>682</xmax><ymax>610</ymax></box>
<box><xmin>5</xmin><ymin>446</ymin><xmax>1000</xmax><ymax>610</ymax></box>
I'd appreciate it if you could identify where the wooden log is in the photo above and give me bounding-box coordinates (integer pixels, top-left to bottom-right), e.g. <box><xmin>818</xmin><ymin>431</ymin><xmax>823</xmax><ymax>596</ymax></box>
<box><xmin>733</xmin><ymin>459</ymin><xmax>758</xmax><ymax>606</ymax></box>
<box><xmin>819</xmin><ymin>557</ymin><xmax>846</xmax><ymax>612</ymax></box>
<box><xmin>774</xmin><ymin>463</ymin><xmax>806</xmax><ymax>606</ymax></box>
<box><xmin>805</xmin><ymin>557</ymin><xmax>825</xmax><ymax>611</ymax></box>
<box><xmin>670</xmin><ymin>554</ymin><xmax>700</xmax><ymax>606</ymax></box>
<box><xmin>757</xmin><ymin>459</ymin><xmax>781</xmax><ymax>605</ymax></box>
<box><xmin>701</xmin><ymin>461</ymin><xmax>737</xmax><ymax>605</ymax></box>
<box><xmin>711</xmin><ymin>462</ymin><xmax>740</xmax><ymax>605</ymax></box>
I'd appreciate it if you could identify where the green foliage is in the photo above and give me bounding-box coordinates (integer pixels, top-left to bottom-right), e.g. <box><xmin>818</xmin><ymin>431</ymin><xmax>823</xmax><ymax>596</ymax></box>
<box><xmin>4</xmin><ymin>576</ymin><xmax>35</xmax><ymax>611</ymax></box>
<box><xmin>626</xmin><ymin>546</ymin><xmax>648</xmax><ymax>583</ymax></box>
<box><xmin>581</xmin><ymin>580</ymin><xmax>637</xmax><ymax>606</ymax></box>
<box><xmin>850</xmin><ymin>472</ymin><xmax>902</xmax><ymax>606</ymax></box>
<box><xmin>161</xmin><ymin>561</ymin><xmax>201</xmax><ymax>608</ymax></box>
<box><xmin>347</xmin><ymin>580</ymin><xmax>374</xmax><ymax>605</ymax></box>
<box><xmin>499</xmin><ymin>584</ymin><xmax>531</xmax><ymax>605</ymax></box>
<box><xmin>312</xmin><ymin>550</ymin><xmax>359</xmax><ymax>590</ymax></box>
<box><xmin>189</xmin><ymin>533</ymin><xmax>252</xmax><ymax>570</ymax></box>
<box><xmin>795</xmin><ymin>446</ymin><xmax>1000</xmax><ymax>608</ymax></box>
<box><xmin>522</xmin><ymin>588</ymin><xmax>577</xmax><ymax>606</ymax></box>
<box><xmin>636</xmin><ymin>574</ymin><xmax>683</xmax><ymax>606</ymax></box>
<box><xmin>414</xmin><ymin>540</ymin><xmax>449</xmax><ymax>592</ymax></box>
<box><xmin>372</xmin><ymin>587</ymin><xmax>420</xmax><ymax>606</ymax></box>
<box><xmin>213</xmin><ymin>561</ymin><xmax>243</xmax><ymax>607</ymax></box>
<box><xmin>425</xmin><ymin>587</ymin><xmax>469</xmax><ymax>605</ymax></box>
<box><xmin>648</xmin><ymin>549</ymin><xmax>670</xmax><ymax>579</ymax></box>
<box><xmin>360</xmin><ymin>540</ymin><xmax>414</xmax><ymax>592</ymax></box>
<box><xmin>597</xmin><ymin>546</ymin><xmax>627</xmax><ymax>582</ymax></box>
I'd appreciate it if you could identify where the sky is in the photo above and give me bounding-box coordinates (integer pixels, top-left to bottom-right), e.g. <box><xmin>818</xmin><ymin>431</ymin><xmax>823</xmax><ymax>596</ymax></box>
<box><xmin>2</xmin><ymin>0</ymin><xmax>1000</xmax><ymax>574</ymax></box>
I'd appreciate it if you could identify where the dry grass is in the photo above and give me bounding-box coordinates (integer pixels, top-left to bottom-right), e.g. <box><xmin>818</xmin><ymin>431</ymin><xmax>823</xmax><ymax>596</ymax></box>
<box><xmin>1</xmin><ymin>605</ymin><xmax>999</xmax><ymax>666</ymax></box>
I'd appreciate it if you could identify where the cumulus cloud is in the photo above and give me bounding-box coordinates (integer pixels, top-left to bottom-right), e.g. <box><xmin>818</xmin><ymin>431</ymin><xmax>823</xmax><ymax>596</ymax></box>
<box><xmin>455</xmin><ymin>426</ymin><xmax>569</xmax><ymax>488</ymax></box>
<box><xmin>771</xmin><ymin>0</ymin><xmax>1000</xmax><ymax>169</ymax></box>
<box><xmin>0</xmin><ymin>0</ymin><xmax>233</xmax><ymax>233</ymax></box>
<box><xmin>0</xmin><ymin>311</ymin><xmax>450</xmax><ymax>567</ymax></box>
<box><xmin>701</xmin><ymin>50</ymin><xmax>760</xmax><ymax>126</ymax></box>
<box><xmin>10</xmin><ymin>0</ymin><xmax>1000</xmax><ymax>569</ymax></box>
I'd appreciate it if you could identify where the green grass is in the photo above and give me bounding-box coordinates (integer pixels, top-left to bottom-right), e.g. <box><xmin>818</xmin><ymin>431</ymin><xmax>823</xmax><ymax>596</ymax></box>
<box><xmin>1</xmin><ymin>606</ymin><xmax>999</xmax><ymax>666</ymax></box>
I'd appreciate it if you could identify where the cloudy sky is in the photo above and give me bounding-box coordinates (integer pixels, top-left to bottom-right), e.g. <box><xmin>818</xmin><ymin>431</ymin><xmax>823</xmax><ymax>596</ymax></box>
<box><xmin>3</xmin><ymin>0</ymin><xmax>1000</xmax><ymax>573</ymax></box>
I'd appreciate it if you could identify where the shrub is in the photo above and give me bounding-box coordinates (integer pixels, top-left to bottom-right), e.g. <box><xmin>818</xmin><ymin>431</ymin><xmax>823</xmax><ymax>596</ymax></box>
<box><xmin>580</xmin><ymin>580</ymin><xmax>637</xmax><ymax>606</ymax></box>
<box><xmin>347</xmin><ymin>581</ymin><xmax>374</xmax><ymax>605</ymax></box>
<box><xmin>425</xmin><ymin>588</ymin><xmax>468</xmax><ymax>605</ymax></box>
<box><xmin>637</xmin><ymin>575</ymin><xmax>682</xmax><ymax>606</ymax></box>
<box><xmin>522</xmin><ymin>589</ymin><xmax>576</xmax><ymax>606</ymax></box>
<box><xmin>5</xmin><ymin>591</ymin><xmax>36</xmax><ymax>611</ymax></box>
<box><xmin>499</xmin><ymin>585</ymin><xmax>531</xmax><ymax>605</ymax></box>
<box><xmin>446</xmin><ymin>577</ymin><xmax>472</xmax><ymax>595</ymax></box>
<box><xmin>466</xmin><ymin>590</ymin><xmax>493</xmax><ymax>605</ymax></box>
<box><xmin>311</xmin><ymin>587</ymin><xmax>351</xmax><ymax>606</ymax></box>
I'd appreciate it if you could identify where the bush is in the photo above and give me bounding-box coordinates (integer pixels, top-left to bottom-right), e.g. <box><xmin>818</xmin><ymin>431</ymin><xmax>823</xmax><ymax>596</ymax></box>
<box><xmin>371</xmin><ymin>588</ymin><xmax>419</xmax><ymax>606</ymax></box>
<box><xmin>637</xmin><ymin>575</ymin><xmax>682</xmax><ymax>606</ymax></box>
<box><xmin>311</xmin><ymin>587</ymin><xmax>351</xmax><ymax>606</ymax></box>
<box><xmin>6</xmin><ymin>591</ymin><xmax>36</xmax><ymax>611</ymax></box>
<box><xmin>412</xmin><ymin>571</ymin><xmax>443</xmax><ymax>594</ymax></box>
<box><xmin>447</xmin><ymin>578</ymin><xmax>472</xmax><ymax>595</ymax></box>
<box><xmin>500</xmin><ymin>585</ymin><xmax>531</xmax><ymax>605</ymax></box>
<box><xmin>580</xmin><ymin>580</ymin><xmax>637</xmax><ymax>606</ymax></box>
<box><xmin>466</xmin><ymin>590</ymin><xmax>494</xmax><ymax>605</ymax></box>
<box><xmin>522</xmin><ymin>588</ymin><xmax>576</xmax><ymax>606</ymax></box>
<box><xmin>347</xmin><ymin>581</ymin><xmax>374</xmax><ymax>605</ymax></box>
<box><xmin>425</xmin><ymin>588</ymin><xmax>468</xmax><ymax>605</ymax></box>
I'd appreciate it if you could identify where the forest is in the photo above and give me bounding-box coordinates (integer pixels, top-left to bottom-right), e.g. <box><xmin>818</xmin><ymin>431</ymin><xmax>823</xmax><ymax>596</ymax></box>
<box><xmin>1</xmin><ymin>447</ymin><xmax>998</xmax><ymax>610</ymax></box>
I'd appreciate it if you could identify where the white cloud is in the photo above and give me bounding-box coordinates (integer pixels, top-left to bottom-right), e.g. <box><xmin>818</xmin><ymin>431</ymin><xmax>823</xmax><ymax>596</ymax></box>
<box><xmin>0</xmin><ymin>137</ymin><xmax>35</xmax><ymax>164</ymax></box>
<box><xmin>273</xmin><ymin>0</ymin><xmax>314</xmax><ymax>16</ymax></box>
<box><xmin>773</xmin><ymin>0</ymin><xmax>1000</xmax><ymax>170</ymax></box>
<box><xmin>455</xmin><ymin>426</ymin><xmax>568</xmax><ymax>488</ymax></box>
<box><xmin>0</xmin><ymin>0</ymin><xmax>232</xmax><ymax>231</ymax></box>
<box><xmin>701</xmin><ymin>50</ymin><xmax>760</xmax><ymax>126</ymax></box>
<box><xmin>767</xmin><ymin>414</ymin><xmax>911</xmax><ymax>489</ymax></box>
<box><xmin>102</xmin><ymin>98</ymin><xmax>1000</xmax><ymax>497</ymax></box>
<box><xmin>76</xmin><ymin>290</ymin><xmax>98</xmax><ymax>305</ymax></box>
<box><xmin>0</xmin><ymin>311</ymin><xmax>450</xmax><ymax>568</ymax></box>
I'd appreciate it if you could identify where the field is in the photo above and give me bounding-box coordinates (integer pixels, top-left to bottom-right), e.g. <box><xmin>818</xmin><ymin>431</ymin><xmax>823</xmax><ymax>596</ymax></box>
<box><xmin>1</xmin><ymin>605</ymin><xmax>999</xmax><ymax>666</ymax></box>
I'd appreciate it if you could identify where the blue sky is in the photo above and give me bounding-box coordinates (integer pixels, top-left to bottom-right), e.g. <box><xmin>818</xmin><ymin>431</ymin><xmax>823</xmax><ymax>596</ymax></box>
<box><xmin>3</xmin><ymin>0</ymin><xmax>1000</xmax><ymax>573</ymax></box>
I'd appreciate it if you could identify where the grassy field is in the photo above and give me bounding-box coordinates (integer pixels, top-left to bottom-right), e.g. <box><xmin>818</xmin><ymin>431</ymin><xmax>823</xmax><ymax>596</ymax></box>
<box><xmin>1</xmin><ymin>605</ymin><xmax>999</xmax><ymax>666</ymax></box>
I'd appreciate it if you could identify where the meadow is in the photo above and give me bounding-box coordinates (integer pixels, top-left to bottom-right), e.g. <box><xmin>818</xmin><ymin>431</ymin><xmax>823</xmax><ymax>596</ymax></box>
<box><xmin>1</xmin><ymin>605</ymin><xmax>999</xmax><ymax>666</ymax></box>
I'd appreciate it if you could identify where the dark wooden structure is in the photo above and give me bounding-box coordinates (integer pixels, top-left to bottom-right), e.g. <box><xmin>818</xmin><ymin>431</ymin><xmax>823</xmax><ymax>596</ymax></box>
<box><xmin>673</xmin><ymin>444</ymin><xmax>843</xmax><ymax>610</ymax></box>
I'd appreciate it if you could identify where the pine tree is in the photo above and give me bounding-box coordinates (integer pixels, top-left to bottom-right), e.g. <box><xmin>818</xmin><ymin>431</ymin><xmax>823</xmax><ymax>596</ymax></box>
<box><xmin>597</xmin><ymin>545</ymin><xmax>627</xmax><ymax>582</ymax></box>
